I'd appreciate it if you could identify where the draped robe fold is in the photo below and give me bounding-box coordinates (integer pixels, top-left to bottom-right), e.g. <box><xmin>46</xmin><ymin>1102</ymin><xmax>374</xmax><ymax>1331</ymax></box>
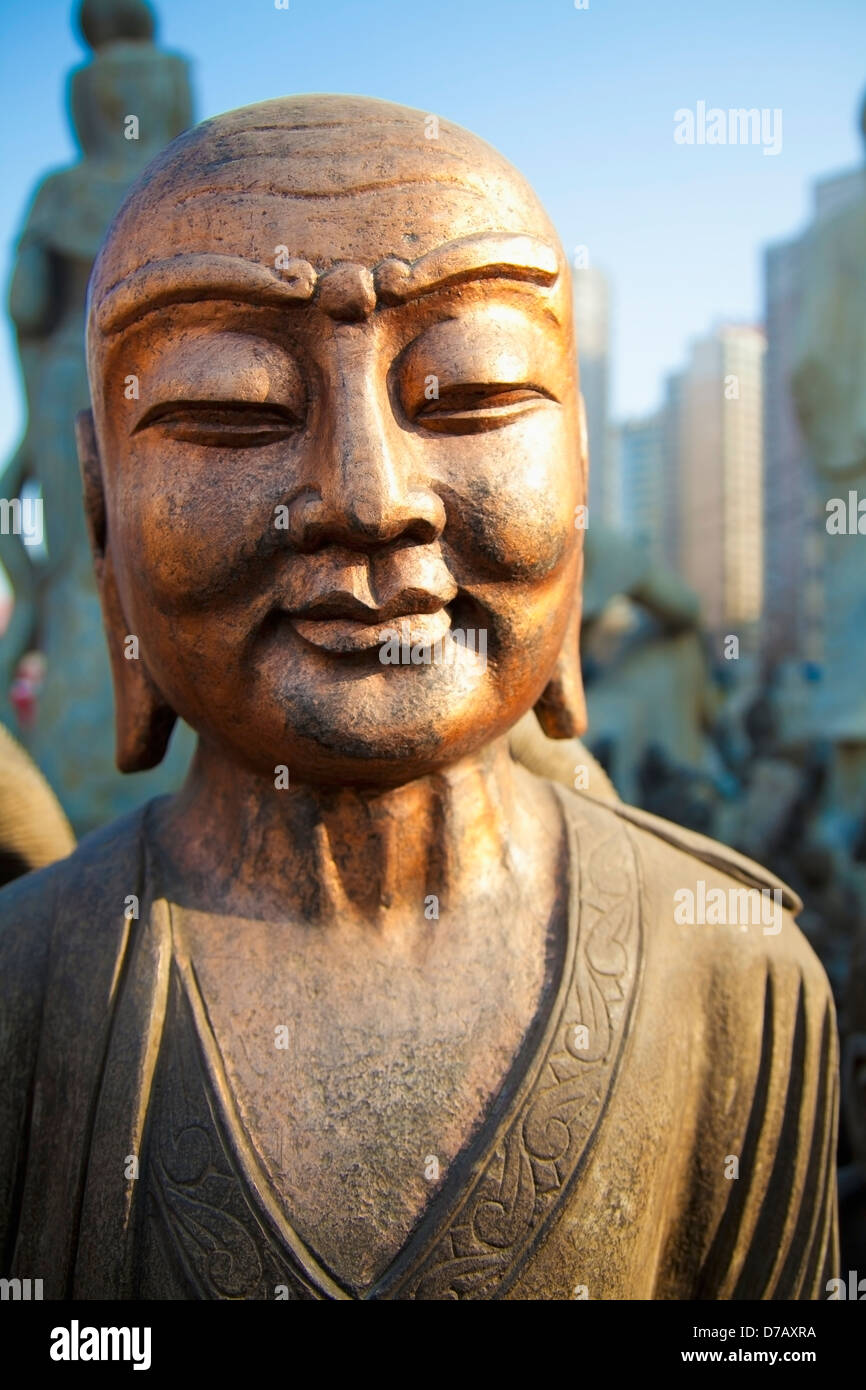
<box><xmin>0</xmin><ymin>786</ymin><xmax>838</xmax><ymax>1299</ymax></box>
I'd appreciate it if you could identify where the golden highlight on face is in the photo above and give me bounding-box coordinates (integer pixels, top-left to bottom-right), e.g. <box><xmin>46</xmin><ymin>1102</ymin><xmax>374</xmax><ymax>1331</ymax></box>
<box><xmin>83</xmin><ymin>94</ymin><xmax>586</xmax><ymax>785</ymax></box>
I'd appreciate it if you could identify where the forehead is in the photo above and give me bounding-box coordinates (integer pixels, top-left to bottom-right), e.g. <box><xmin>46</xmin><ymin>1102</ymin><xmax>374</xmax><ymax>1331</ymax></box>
<box><xmin>89</xmin><ymin>95</ymin><xmax>563</xmax><ymax>301</ymax></box>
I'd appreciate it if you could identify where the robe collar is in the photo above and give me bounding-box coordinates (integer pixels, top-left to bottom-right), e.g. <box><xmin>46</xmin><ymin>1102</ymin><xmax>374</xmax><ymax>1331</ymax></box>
<box><xmin>72</xmin><ymin>786</ymin><xmax>642</xmax><ymax>1299</ymax></box>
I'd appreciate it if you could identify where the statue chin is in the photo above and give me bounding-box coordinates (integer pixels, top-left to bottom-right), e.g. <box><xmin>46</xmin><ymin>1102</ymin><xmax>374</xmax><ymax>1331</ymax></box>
<box><xmin>194</xmin><ymin>619</ymin><xmax>510</xmax><ymax>782</ymax></box>
<box><xmin>252</xmin><ymin>676</ymin><xmax>516</xmax><ymax>787</ymax></box>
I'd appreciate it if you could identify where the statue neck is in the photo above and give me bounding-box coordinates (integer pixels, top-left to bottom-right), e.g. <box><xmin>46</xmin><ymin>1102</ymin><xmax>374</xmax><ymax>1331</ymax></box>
<box><xmin>152</xmin><ymin>735</ymin><xmax>549</xmax><ymax>929</ymax></box>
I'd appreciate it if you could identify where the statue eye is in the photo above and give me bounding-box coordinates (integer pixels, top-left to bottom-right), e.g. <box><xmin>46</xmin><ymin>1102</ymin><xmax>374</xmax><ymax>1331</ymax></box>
<box><xmin>413</xmin><ymin>383</ymin><xmax>556</xmax><ymax>433</ymax></box>
<box><xmin>133</xmin><ymin>400</ymin><xmax>303</xmax><ymax>447</ymax></box>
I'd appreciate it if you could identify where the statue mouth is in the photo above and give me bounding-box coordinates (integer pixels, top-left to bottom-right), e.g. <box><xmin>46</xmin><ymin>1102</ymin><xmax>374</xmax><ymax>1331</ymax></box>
<box><xmin>290</xmin><ymin>607</ymin><xmax>453</xmax><ymax>654</ymax></box>
<box><xmin>286</xmin><ymin>591</ymin><xmax>455</xmax><ymax>654</ymax></box>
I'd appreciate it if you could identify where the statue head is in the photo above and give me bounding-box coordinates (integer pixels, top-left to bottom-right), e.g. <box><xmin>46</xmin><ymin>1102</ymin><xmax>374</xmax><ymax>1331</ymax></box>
<box><xmin>78</xmin><ymin>0</ymin><xmax>155</xmax><ymax>47</ymax></box>
<box><xmin>70</xmin><ymin>0</ymin><xmax>191</xmax><ymax>166</ymax></box>
<box><xmin>79</xmin><ymin>95</ymin><xmax>587</xmax><ymax>789</ymax></box>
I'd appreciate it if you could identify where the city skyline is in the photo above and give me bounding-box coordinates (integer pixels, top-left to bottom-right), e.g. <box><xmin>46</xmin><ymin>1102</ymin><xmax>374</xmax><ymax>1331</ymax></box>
<box><xmin>610</xmin><ymin>320</ymin><xmax>765</xmax><ymax>643</ymax></box>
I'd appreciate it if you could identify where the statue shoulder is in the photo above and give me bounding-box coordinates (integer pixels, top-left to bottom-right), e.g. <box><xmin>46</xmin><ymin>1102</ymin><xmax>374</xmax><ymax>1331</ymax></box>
<box><xmin>560</xmin><ymin>788</ymin><xmax>826</xmax><ymax>977</ymax></box>
<box><xmin>14</xmin><ymin>167</ymin><xmax>78</xmax><ymax>238</ymax></box>
<box><xmin>603</xmin><ymin>797</ymin><xmax>802</xmax><ymax>912</ymax></box>
<box><xmin>562</xmin><ymin>785</ymin><xmax>798</xmax><ymax>906</ymax></box>
<box><xmin>0</xmin><ymin>803</ymin><xmax>150</xmax><ymax>967</ymax></box>
<box><xmin>0</xmin><ymin>805</ymin><xmax>150</xmax><ymax>1263</ymax></box>
<box><xmin>556</xmin><ymin>790</ymin><xmax>836</xmax><ymax>1297</ymax></box>
<box><xmin>0</xmin><ymin>856</ymin><xmax>63</xmax><ymax>1001</ymax></box>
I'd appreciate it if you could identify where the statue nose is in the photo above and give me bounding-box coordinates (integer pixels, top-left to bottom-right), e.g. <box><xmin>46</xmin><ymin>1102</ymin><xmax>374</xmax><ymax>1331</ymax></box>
<box><xmin>338</xmin><ymin>455</ymin><xmax>444</xmax><ymax>544</ymax></box>
<box><xmin>287</xmin><ymin>466</ymin><xmax>445</xmax><ymax>550</ymax></box>
<box><xmin>286</xmin><ymin>367</ymin><xmax>445</xmax><ymax>550</ymax></box>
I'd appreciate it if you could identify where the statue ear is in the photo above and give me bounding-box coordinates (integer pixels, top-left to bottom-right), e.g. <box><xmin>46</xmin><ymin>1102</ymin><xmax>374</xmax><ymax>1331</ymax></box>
<box><xmin>533</xmin><ymin>580</ymin><xmax>587</xmax><ymax>739</ymax></box>
<box><xmin>76</xmin><ymin>409</ymin><xmax>177</xmax><ymax>772</ymax></box>
<box><xmin>533</xmin><ymin>392</ymin><xmax>589</xmax><ymax>739</ymax></box>
<box><xmin>577</xmin><ymin>389</ymin><xmax>589</xmax><ymax>498</ymax></box>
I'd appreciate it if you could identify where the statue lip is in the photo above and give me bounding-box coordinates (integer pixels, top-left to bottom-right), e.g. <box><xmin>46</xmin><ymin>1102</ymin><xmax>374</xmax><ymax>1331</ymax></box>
<box><xmin>290</xmin><ymin>589</ymin><xmax>450</xmax><ymax>623</ymax></box>
<box><xmin>285</xmin><ymin>590</ymin><xmax>455</xmax><ymax>654</ymax></box>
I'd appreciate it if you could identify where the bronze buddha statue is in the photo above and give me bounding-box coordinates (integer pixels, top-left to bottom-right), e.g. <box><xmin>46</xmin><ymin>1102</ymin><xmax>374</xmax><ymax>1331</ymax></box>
<box><xmin>0</xmin><ymin>94</ymin><xmax>838</xmax><ymax>1300</ymax></box>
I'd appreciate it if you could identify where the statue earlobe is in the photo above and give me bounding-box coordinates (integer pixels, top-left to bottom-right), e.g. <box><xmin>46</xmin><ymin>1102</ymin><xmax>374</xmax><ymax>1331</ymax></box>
<box><xmin>534</xmin><ymin>600</ymin><xmax>587</xmax><ymax>739</ymax></box>
<box><xmin>75</xmin><ymin>409</ymin><xmax>177</xmax><ymax>772</ymax></box>
<box><xmin>76</xmin><ymin>408</ymin><xmax>106</xmax><ymax>565</ymax></box>
<box><xmin>534</xmin><ymin>391</ymin><xmax>589</xmax><ymax>739</ymax></box>
<box><xmin>577</xmin><ymin>389</ymin><xmax>589</xmax><ymax>500</ymax></box>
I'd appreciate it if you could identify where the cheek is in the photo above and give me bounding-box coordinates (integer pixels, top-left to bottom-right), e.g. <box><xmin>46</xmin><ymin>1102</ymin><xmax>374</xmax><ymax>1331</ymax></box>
<box><xmin>445</xmin><ymin>412</ymin><xmax>579</xmax><ymax>579</ymax></box>
<box><xmin>110</xmin><ymin>446</ymin><xmax>273</xmax><ymax>614</ymax></box>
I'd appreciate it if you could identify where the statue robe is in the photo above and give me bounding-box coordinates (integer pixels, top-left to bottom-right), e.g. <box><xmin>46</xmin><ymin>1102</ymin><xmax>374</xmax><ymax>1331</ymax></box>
<box><xmin>0</xmin><ymin>786</ymin><xmax>838</xmax><ymax>1299</ymax></box>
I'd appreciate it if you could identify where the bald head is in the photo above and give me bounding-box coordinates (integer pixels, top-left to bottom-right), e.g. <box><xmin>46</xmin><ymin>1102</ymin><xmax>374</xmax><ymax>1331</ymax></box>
<box><xmin>87</xmin><ymin>94</ymin><xmax>569</xmax><ymax>366</ymax></box>
<box><xmin>78</xmin><ymin>93</ymin><xmax>586</xmax><ymax>780</ymax></box>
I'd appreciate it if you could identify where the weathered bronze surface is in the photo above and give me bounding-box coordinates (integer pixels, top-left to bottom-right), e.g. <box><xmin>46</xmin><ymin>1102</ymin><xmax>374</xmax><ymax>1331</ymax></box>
<box><xmin>0</xmin><ymin>95</ymin><xmax>838</xmax><ymax>1299</ymax></box>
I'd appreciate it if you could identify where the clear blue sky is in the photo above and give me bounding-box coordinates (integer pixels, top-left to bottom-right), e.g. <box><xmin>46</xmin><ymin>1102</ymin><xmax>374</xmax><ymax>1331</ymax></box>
<box><xmin>0</xmin><ymin>0</ymin><xmax>863</xmax><ymax>461</ymax></box>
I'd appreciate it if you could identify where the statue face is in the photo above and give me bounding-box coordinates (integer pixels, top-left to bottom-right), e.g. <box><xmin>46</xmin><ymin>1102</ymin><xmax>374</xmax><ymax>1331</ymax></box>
<box><xmin>87</xmin><ymin>98</ymin><xmax>584</xmax><ymax>785</ymax></box>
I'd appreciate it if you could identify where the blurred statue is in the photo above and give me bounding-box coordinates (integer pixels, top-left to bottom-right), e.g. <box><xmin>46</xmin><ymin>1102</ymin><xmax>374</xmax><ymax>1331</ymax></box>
<box><xmin>791</xmin><ymin>86</ymin><xmax>866</xmax><ymax>837</ymax></box>
<box><xmin>721</xmin><ymin>681</ymin><xmax>858</xmax><ymax>1000</ymax></box>
<box><xmin>0</xmin><ymin>0</ymin><xmax>194</xmax><ymax>833</ymax></box>
<box><xmin>579</xmin><ymin>523</ymin><xmax>724</xmax><ymax>813</ymax></box>
<box><xmin>0</xmin><ymin>723</ymin><xmax>74</xmax><ymax>887</ymax></box>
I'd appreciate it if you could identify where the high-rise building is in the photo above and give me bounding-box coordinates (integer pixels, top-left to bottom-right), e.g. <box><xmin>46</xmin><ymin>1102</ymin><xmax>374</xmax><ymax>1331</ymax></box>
<box><xmin>676</xmin><ymin>325</ymin><xmax>765</xmax><ymax>641</ymax></box>
<box><xmin>572</xmin><ymin>266</ymin><xmax>612</xmax><ymax>525</ymax></box>
<box><xmin>661</xmin><ymin>370</ymin><xmax>684</xmax><ymax>571</ymax></box>
<box><xmin>762</xmin><ymin>164</ymin><xmax>864</xmax><ymax>667</ymax></box>
<box><xmin>618</xmin><ymin>412</ymin><xmax>666</xmax><ymax>568</ymax></box>
<box><xmin>763</xmin><ymin>234</ymin><xmax>810</xmax><ymax>665</ymax></box>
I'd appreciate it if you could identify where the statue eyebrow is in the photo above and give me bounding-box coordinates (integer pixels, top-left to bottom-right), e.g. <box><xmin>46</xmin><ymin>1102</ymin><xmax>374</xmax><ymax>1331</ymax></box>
<box><xmin>374</xmin><ymin>233</ymin><xmax>559</xmax><ymax>304</ymax></box>
<box><xmin>95</xmin><ymin>255</ymin><xmax>317</xmax><ymax>335</ymax></box>
<box><xmin>94</xmin><ymin>233</ymin><xmax>560</xmax><ymax>335</ymax></box>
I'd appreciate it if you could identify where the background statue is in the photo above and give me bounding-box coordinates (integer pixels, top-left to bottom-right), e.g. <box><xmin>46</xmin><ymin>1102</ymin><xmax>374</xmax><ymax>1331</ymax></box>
<box><xmin>578</xmin><ymin>522</ymin><xmax>726</xmax><ymax>817</ymax></box>
<box><xmin>0</xmin><ymin>723</ymin><xmax>74</xmax><ymax>887</ymax></box>
<box><xmin>791</xmin><ymin>88</ymin><xmax>866</xmax><ymax>841</ymax></box>
<box><xmin>0</xmin><ymin>0</ymin><xmax>194</xmax><ymax>833</ymax></box>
